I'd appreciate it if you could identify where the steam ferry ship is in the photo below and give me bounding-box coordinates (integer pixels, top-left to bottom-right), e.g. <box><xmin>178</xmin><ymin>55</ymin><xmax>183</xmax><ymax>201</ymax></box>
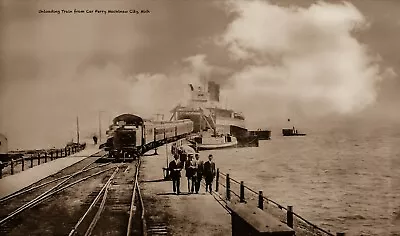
<box><xmin>170</xmin><ymin>81</ymin><xmax>245</xmax><ymax>150</ymax></box>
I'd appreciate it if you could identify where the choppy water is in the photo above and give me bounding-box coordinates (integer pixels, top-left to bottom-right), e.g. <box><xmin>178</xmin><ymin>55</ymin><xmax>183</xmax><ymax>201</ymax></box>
<box><xmin>200</xmin><ymin>122</ymin><xmax>400</xmax><ymax>236</ymax></box>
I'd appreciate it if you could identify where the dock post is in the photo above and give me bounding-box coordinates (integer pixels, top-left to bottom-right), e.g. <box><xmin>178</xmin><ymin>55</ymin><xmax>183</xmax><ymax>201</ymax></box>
<box><xmin>55</xmin><ymin>150</ymin><xmax>58</xmax><ymax>158</ymax></box>
<box><xmin>287</xmin><ymin>206</ymin><xmax>293</xmax><ymax>228</ymax></box>
<box><xmin>45</xmin><ymin>152</ymin><xmax>47</xmax><ymax>163</ymax></box>
<box><xmin>11</xmin><ymin>159</ymin><xmax>14</xmax><ymax>175</ymax></box>
<box><xmin>50</xmin><ymin>151</ymin><xmax>53</xmax><ymax>161</ymax></box>
<box><xmin>336</xmin><ymin>233</ymin><xmax>345</xmax><ymax>236</ymax></box>
<box><xmin>240</xmin><ymin>181</ymin><xmax>245</xmax><ymax>203</ymax></box>
<box><xmin>226</xmin><ymin>174</ymin><xmax>231</xmax><ymax>201</ymax></box>
<box><xmin>64</xmin><ymin>147</ymin><xmax>67</xmax><ymax>157</ymax></box>
<box><xmin>216</xmin><ymin>168</ymin><xmax>219</xmax><ymax>192</ymax></box>
<box><xmin>258</xmin><ymin>191</ymin><xmax>264</xmax><ymax>210</ymax></box>
<box><xmin>38</xmin><ymin>154</ymin><xmax>41</xmax><ymax>165</ymax></box>
<box><xmin>30</xmin><ymin>156</ymin><xmax>33</xmax><ymax>168</ymax></box>
<box><xmin>21</xmin><ymin>158</ymin><xmax>25</xmax><ymax>171</ymax></box>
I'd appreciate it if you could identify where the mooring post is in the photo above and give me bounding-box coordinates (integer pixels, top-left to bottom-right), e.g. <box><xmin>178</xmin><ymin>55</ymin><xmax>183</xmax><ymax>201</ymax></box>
<box><xmin>216</xmin><ymin>168</ymin><xmax>220</xmax><ymax>192</ymax></box>
<box><xmin>37</xmin><ymin>153</ymin><xmax>41</xmax><ymax>165</ymax></box>
<box><xmin>287</xmin><ymin>206</ymin><xmax>293</xmax><ymax>228</ymax></box>
<box><xmin>55</xmin><ymin>149</ymin><xmax>58</xmax><ymax>158</ymax></box>
<box><xmin>336</xmin><ymin>233</ymin><xmax>345</xmax><ymax>236</ymax></box>
<box><xmin>240</xmin><ymin>181</ymin><xmax>245</xmax><ymax>203</ymax></box>
<box><xmin>64</xmin><ymin>147</ymin><xmax>67</xmax><ymax>157</ymax></box>
<box><xmin>21</xmin><ymin>157</ymin><xmax>25</xmax><ymax>171</ymax></box>
<box><xmin>258</xmin><ymin>190</ymin><xmax>264</xmax><ymax>210</ymax></box>
<box><xmin>226</xmin><ymin>174</ymin><xmax>231</xmax><ymax>201</ymax></box>
<box><xmin>45</xmin><ymin>152</ymin><xmax>47</xmax><ymax>163</ymax></box>
<box><xmin>11</xmin><ymin>159</ymin><xmax>14</xmax><ymax>175</ymax></box>
<box><xmin>50</xmin><ymin>151</ymin><xmax>53</xmax><ymax>161</ymax></box>
<box><xmin>30</xmin><ymin>156</ymin><xmax>33</xmax><ymax>168</ymax></box>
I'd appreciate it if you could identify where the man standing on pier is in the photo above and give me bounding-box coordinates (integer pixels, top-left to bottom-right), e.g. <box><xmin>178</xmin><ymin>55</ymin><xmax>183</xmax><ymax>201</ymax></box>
<box><xmin>194</xmin><ymin>153</ymin><xmax>203</xmax><ymax>194</ymax></box>
<box><xmin>169</xmin><ymin>154</ymin><xmax>182</xmax><ymax>194</ymax></box>
<box><xmin>203</xmin><ymin>154</ymin><xmax>216</xmax><ymax>193</ymax></box>
<box><xmin>93</xmin><ymin>135</ymin><xmax>98</xmax><ymax>145</ymax></box>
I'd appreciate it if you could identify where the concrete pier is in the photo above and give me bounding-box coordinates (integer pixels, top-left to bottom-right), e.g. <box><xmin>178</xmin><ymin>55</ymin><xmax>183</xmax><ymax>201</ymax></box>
<box><xmin>0</xmin><ymin>145</ymin><xmax>101</xmax><ymax>199</ymax></box>
<box><xmin>140</xmin><ymin>144</ymin><xmax>231</xmax><ymax>236</ymax></box>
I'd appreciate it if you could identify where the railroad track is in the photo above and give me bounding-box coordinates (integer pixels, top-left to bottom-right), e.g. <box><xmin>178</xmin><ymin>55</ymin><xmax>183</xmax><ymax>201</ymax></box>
<box><xmin>67</xmin><ymin>160</ymin><xmax>142</xmax><ymax>236</ymax></box>
<box><xmin>0</xmin><ymin>156</ymin><xmax>143</xmax><ymax>236</ymax></box>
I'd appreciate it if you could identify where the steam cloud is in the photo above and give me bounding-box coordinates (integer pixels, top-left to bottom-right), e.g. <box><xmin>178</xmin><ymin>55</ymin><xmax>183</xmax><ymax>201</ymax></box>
<box><xmin>214</xmin><ymin>0</ymin><xmax>394</xmax><ymax>127</ymax></box>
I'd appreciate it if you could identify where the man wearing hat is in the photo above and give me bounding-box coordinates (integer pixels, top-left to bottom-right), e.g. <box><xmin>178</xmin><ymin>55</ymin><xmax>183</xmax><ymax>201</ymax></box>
<box><xmin>169</xmin><ymin>154</ymin><xmax>182</xmax><ymax>194</ymax></box>
<box><xmin>203</xmin><ymin>154</ymin><xmax>216</xmax><ymax>193</ymax></box>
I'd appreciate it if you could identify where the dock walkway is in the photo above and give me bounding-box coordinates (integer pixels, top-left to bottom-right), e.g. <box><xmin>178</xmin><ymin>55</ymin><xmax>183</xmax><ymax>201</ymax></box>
<box><xmin>139</xmin><ymin>144</ymin><xmax>231</xmax><ymax>236</ymax></box>
<box><xmin>0</xmin><ymin>145</ymin><xmax>101</xmax><ymax>199</ymax></box>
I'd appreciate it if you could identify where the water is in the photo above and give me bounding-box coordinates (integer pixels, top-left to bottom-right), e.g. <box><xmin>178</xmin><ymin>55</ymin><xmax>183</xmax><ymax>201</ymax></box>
<box><xmin>200</xmin><ymin>121</ymin><xmax>400</xmax><ymax>236</ymax></box>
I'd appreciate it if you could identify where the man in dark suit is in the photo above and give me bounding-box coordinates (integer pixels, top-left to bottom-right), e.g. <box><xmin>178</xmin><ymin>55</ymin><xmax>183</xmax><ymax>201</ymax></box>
<box><xmin>203</xmin><ymin>154</ymin><xmax>216</xmax><ymax>193</ymax></box>
<box><xmin>194</xmin><ymin>153</ymin><xmax>203</xmax><ymax>194</ymax></box>
<box><xmin>169</xmin><ymin>154</ymin><xmax>182</xmax><ymax>194</ymax></box>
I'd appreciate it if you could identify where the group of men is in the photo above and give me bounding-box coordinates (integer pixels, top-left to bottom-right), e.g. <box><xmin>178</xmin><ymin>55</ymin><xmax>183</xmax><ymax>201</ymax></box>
<box><xmin>168</xmin><ymin>145</ymin><xmax>216</xmax><ymax>195</ymax></box>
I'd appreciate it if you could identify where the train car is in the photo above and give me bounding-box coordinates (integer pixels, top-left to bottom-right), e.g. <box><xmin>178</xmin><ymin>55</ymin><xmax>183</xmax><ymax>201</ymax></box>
<box><xmin>105</xmin><ymin>113</ymin><xmax>194</xmax><ymax>161</ymax></box>
<box><xmin>143</xmin><ymin>121</ymin><xmax>155</xmax><ymax>146</ymax></box>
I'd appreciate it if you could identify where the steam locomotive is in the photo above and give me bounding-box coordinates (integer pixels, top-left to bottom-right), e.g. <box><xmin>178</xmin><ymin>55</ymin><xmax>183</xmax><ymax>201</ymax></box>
<box><xmin>105</xmin><ymin>114</ymin><xmax>193</xmax><ymax>160</ymax></box>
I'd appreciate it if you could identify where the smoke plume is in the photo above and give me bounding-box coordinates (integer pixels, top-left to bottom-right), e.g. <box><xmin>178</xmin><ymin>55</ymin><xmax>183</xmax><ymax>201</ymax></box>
<box><xmin>215</xmin><ymin>0</ymin><xmax>394</xmax><ymax>127</ymax></box>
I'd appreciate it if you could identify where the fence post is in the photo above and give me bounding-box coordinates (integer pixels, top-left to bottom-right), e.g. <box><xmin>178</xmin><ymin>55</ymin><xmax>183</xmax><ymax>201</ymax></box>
<box><xmin>240</xmin><ymin>181</ymin><xmax>245</xmax><ymax>203</ymax></box>
<box><xmin>30</xmin><ymin>155</ymin><xmax>33</xmax><ymax>168</ymax></box>
<box><xmin>336</xmin><ymin>233</ymin><xmax>345</xmax><ymax>236</ymax></box>
<box><xmin>11</xmin><ymin>159</ymin><xmax>14</xmax><ymax>175</ymax></box>
<box><xmin>287</xmin><ymin>206</ymin><xmax>293</xmax><ymax>228</ymax></box>
<box><xmin>258</xmin><ymin>191</ymin><xmax>264</xmax><ymax>210</ymax></box>
<box><xmin>226</xmin><ymin>174</ymin><xmax>231</xmax><ymax>201</ymax></box>
<box><xmin>38</xmin><ymin>153</ymin><xmax>41</xmax><ymax>165</ymax></box>
<box><xmin>22</xmin><ymin>157</ymin><xmax>25</xmax><ymax>171</ymax></box>
<box><xmin>216</xmin><ymin>168</ymin><xmax>219</xmax><ymax>192</ymax></box>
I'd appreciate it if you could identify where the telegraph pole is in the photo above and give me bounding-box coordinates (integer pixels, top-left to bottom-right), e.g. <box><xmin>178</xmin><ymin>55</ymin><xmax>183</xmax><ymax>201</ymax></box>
<box><xmin>76</xmin><ymin>116</ymin><xmax>80</xmax><ymax>144</ymax></box>
<box><xmin>99</xmin><ymin>112</ymin><xmax>102</xmax><ymax>143</ymax></box>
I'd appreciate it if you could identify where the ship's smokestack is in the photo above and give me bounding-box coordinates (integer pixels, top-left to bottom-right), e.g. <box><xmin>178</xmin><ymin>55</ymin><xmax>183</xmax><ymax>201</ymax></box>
<box><xmin>208</xmin><ymin>81</ymin><xmax>220</xmax><ymax>102</ymax></box>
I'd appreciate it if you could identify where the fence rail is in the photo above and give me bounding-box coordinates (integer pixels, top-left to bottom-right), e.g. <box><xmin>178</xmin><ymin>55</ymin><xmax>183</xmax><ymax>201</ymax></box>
<box><xmin>0</xmin><ymin>143</ymin><xmax>87</xmax><ymax>179</ymax></box>
<box><xmin>215</xmin><ymin>168</ymin><xmax>344</xmax><ymax>236</ymax></box>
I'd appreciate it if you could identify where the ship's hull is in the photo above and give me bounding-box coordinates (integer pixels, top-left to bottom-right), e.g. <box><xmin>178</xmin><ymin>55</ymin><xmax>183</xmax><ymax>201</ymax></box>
<box><xmin>196</xmin><ymin>140</ymin><xmax>238</xmax><ymax>150</ymax></box>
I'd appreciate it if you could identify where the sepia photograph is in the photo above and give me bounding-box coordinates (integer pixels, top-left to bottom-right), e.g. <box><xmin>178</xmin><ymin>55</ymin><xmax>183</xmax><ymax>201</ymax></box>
<box><xmin>0</xmin><ymin>0</ymin><xmax>399</xmax><ymax>235</ymax></box>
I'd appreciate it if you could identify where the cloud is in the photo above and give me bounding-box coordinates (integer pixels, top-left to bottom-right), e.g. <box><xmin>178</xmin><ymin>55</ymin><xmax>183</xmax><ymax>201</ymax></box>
<box><xmin>216</xmin><ymin>0</ymin><xmax>392</xmax><ymax>123</ymax></box>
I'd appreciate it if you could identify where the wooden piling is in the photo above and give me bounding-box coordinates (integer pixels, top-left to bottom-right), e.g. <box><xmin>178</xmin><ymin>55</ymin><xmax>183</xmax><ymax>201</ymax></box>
<box><xmin>30</xmin><ymin>156</ymin><xmax>33</xmax><ymax>168</ymax></box>
<box><xmin>38</xmin><ymin>154</ymin><xmax>40</xmax><ymax>165</ymax></box>
<box><xmin>240</xmin><ymin>181</ymin><xmax>245</xmax><ymax>203</ymax></box>
<box><xmin>21</xmin><ymin>158</ymin><xmax>25</xmax><ymax>171</ymax></box>
<box><xmin>226</xmin><ymin>174</ymin><xmax>231</xmax><ymax>201</ymax></box>
<box><xmin>216</xmin><ymin>168</ymin><xmax>219</xmax><ymax>192</ymax></box>
<box><xmin>258</xmin><ymin>191</ymin><xmax>264</xmax><ymax>210</ymax></box>
<box><xmin>45</xmin><ymin>152</ymin><xmax>47</xmax><ymax>163</ymax></box>
<box><xmin>287</xmin><ymin>206</ymin><xmax>293</xmax><ymax>228</ymax></box>
<box><xmin>50</xmin><ymin>151</ymin><xmax>53</xmax><ymax>161</ymax></box>
<box><xmin>10</xmin><ymin>159</ymin><xmax>14</xmax><ymax>175</ymax></box>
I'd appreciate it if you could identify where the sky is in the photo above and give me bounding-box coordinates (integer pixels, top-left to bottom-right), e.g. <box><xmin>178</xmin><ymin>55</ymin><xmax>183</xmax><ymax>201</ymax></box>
<box><xmin>0</xmin><ymin>0</ymin><xmax>399</xmax><ymax>149</ymax></box>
